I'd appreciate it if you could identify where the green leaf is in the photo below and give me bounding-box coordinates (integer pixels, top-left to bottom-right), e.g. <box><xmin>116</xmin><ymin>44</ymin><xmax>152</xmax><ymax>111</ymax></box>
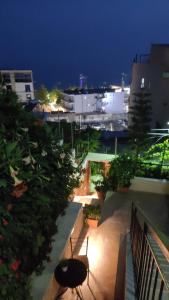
<box><xmin>6</xmin><ymin>142</ymin><xmax>18</xmax><ymax>157</ymax></box>
<box><xmin>0</xmin><ymin>179</ymin><xmax>7</xmax><ymax>188</ymax></box>
<box><xmin>37</xmin><ymin>234</ymin><xmax>45</xmax><ymax>248</ymax></box>
<box><xmin>0</xmin><ymin>264</ymin><xmax>9</xmax><ymax>276</ymax></box>
<box><xmin>39</xmin><ymin>195</ymin><xmax>50</xmax><ymax>204</ymax></box>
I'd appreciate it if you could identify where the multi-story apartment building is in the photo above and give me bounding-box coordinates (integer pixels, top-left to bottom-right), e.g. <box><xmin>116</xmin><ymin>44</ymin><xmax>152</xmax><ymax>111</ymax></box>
<box><xmin>64</xmin><ymin>87</ymin><xmax>127</xmax><ymax>114</ymax></box>
<box><xmin>130</xmin><ymin>44</ymin><xmax>169</xmax><ymax>128</ymax></box>
<box><xmin>0</xmin><ymin>69</ymin><xmax>35</xmax><ymax>102</ymax></box>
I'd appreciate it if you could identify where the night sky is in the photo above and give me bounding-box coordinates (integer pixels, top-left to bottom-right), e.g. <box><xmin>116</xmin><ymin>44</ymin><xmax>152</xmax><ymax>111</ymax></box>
<box><xmin>1</xmin><ymin>0</ymin><xmax>169</xmax><ymax>89</ymax></box>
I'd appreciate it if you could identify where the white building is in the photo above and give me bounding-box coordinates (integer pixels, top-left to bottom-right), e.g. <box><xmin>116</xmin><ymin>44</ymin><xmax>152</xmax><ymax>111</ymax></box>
<box><xmin>64</xmin><ymin>88</ymin><xmax>128</xmax><ymax>114</ymax></box>
<box><xmin>73</xmin><ymin>93</ymin><xmax>98</xmax><ymax>113</ymax></box>
<box><xmin>0</xmin><ymin>69</ymin><xmax>35</xmax><ymax>102</ymax></box>
<box><xmin>102</xmin><ymin>92</ymin><xmax>124</xmax><ymax>113</ymax></box>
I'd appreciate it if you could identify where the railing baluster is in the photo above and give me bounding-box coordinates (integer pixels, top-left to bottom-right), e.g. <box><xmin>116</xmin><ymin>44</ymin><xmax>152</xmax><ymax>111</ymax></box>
<box><xmin>158</xmin><ymin>280</ymin><xmax>164</xmax><ymax>300</ymax></box>
<box><xmin>130</xmin><ymin>203</ymin><xmax>169</xmax><ymax>300</ymax></box>
<box><xmin>137</xmin><ymin>223</ymin><xmax>148</xmax><ymax>295</ymax></box>
<box><xmin>151</xmin><ymin>267</ymin><xmax>158</xmax><ymax>300</ymax></box>
<box><xmin>139</xmin><ymin>242</ymin><xmax>149</xmax><ymax>300</ymax></box>
<box><xmin>142</xmin><ymin>247</ymin><xmax>151</xmax><ymax>300</ymax></box>
<box><xmin>146</xmin><ymin>259</ymin><xmax>154</xmax><ymax>300</ymax></box>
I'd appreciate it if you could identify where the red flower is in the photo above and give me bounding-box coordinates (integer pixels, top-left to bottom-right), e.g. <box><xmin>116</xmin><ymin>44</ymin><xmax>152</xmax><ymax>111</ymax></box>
<box><xmin>2</xmin><ymin>218</ymin><xmax>8</xmax><ymax>226</ymax></box>
<box><xmin>11</xmin><ymin>182</ymin><xmax>28</xmax><ymax>198</ymax></box>
<box><xmin>0</xmin><ymin>235</ymin><xmax>5</xmax><ymax>241</ymax></box>
<box><xmin>10</xmin><ymin>260</ymin><xmax>21</xmax><ymax>271</ymax></box>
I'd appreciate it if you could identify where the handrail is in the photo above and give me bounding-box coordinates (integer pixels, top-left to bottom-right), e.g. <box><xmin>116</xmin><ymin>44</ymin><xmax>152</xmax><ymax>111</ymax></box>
<box><xmin>130</xmin><ymin>203</ymin><xmax>169</xmax><ymax>299</ymax></box>
<box><xmin>132</xmin><ymin>203</ymin><xmax>169</xmax><ymax>252</ymax></box>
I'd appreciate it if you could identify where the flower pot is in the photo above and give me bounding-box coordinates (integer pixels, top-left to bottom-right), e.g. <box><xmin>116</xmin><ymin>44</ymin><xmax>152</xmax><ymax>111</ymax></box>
<box><xmin>86</xmin><ymin>218</ymin><xmax>99</xmax><ymax>228</ymax></box>
<box><xmin>96</xmin><ymin>190</ymin><xmax>105</xmax><ymax>201</ymax></box>
<box><xmin>118</xmin><ymin>186</ymin><xmax>129</xmax><ymax>193</ymax></box>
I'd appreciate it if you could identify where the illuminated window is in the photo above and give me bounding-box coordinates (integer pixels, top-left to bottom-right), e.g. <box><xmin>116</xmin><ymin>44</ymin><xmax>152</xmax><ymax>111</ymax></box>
<box><xmin>26</xmin><ymin>94</ymin><xmax>32</xmax><ymax>100</ymax></box>
<box><xmin>141</xmin><ymin>78</ymin><xmax>145</xmax><ymax>88</ymax></box>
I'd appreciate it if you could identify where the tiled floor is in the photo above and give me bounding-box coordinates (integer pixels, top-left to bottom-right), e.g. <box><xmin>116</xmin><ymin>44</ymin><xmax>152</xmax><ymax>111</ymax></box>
<box><xmin>61</xmin><ymin>192</ymin><xmax>130</xmax><ymax>300</ymax></box>
<box><xmin>47</xmin><ymin>190</ymin><xmax>169</xmax><ymax>300</ymax></box>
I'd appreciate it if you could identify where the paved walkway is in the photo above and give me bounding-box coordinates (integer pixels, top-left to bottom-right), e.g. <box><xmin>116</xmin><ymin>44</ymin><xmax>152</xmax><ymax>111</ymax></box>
<box><xmin>60</xmin><ymin>190</ymin><xmax>169</xmax><ymax>300</ymax></box>
<box><xmin>60</xmin><ymin>191</ymin><xmax>130</xmax><ymax>300</ymax></box>
<box><xmin>47</xmin><ymin>191</ymin><xmax>169</xmax><ymax>300</ymax></box>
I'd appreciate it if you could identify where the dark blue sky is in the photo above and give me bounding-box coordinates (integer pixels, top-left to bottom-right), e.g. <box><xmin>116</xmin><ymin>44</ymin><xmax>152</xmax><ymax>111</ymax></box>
<box><xmin>1</xmin><ymin>0</ymin><xmax>169</xmax><ymax>89</ymax></box>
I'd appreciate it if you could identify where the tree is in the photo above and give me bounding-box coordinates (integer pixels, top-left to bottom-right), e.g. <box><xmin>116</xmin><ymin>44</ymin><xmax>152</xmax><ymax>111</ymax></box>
<box><xmin>49</xmin><ymin>89</ymin><xmax>63</xmax><ymax>104</ymax></box>
<box><xmin>35</xmin><ymin>84</ymin><xmax>49</xmax><ymax>106</ymax></box>
<box><xmin>129</xmin><ymin>88</ymin><xmax>152</xmax><ymax>154</ymax></box>
<box><xmin>0</xmin><ymin>90</ymin><xmax>79</xmax><ymax>298</ymax></box>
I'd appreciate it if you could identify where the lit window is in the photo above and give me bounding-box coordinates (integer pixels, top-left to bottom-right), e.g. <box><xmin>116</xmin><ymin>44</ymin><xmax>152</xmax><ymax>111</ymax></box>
<box><xmin>141</xmin><ymin>78</ymin><xmax>145</xmax><ymax>88</ymax></box>
<box><xmin>26</xmin><ymin>94</ymin><xmax>32</xmax><ymax>100</ymax></box>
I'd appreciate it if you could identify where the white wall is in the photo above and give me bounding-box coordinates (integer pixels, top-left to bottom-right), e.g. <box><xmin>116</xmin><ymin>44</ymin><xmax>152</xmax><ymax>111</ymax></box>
<box><xmin>15</xmin><ymin>82</ymin><xmax>35</xmax><ymax>102</ymax></box>
<box><xmin>102</xmin><ymin>92</ymin><xmax>125</xmax><ymax>113</ymax></box>
<box><xmin>73</xmin><ymin>94</ymin><xmax>97</xmax><ymax>113</ymax></box>
<box><xmin>130</xmin><ymin>177</ymin><xmax>169</xmax><ymax>195</ymax></box>
<box><xmin>72</xmin><ymin>92</ymin><xmax>125</xmax><ymax>114</ymax></box>
<box><xmin>0</xmin><ymin>70</ymin><xmax>35</xmax><ymax>102</ymax></box>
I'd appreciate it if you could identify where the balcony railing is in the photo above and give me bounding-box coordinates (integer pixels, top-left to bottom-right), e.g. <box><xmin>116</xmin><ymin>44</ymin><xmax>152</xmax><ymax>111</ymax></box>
<box><xmin>130</xmin><ymin>203</ymin><xmax>169</xmax><ymax>300</ymax></box>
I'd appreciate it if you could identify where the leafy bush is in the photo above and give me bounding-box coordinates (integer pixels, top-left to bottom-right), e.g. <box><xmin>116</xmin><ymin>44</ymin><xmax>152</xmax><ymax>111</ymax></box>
<box><xmin>0</xmin><ymin>90</ymin><xmax>80</xmax><ymax>299</ymax></box>
<box><xmin>108</xmin><ymin>153</ymin><xmax>137</xmax><ymax>190</ymax></box>
<box><xmin>90</xmin><ymin>161</ymin><xmax>103</xmax><ymax>176</ymax></box>
<box><xmin>92</xmin><ymin>175</ymin><xmax>110</xmax><ymax>193</ymax></box>
<box><xmin>83</xmin><ymin>205</ymin><xmax>101</xmax><ymax>220</ymax></box>
<box><xmin>136</xmin><ymin>139</ymin><xmax>169</xmax><ymax>179</ymax></box>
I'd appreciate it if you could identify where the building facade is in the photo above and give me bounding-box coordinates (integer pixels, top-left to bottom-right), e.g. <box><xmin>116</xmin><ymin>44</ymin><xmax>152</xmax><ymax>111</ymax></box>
<box><xmin>130</xmin><ymin>44</ymin><xmax>169</xmax><ymax>128</ymax></box>
<box><xmin>64</xmin><ymin>88</ymin><xmax>127</xmax><ymax>115</ymax></box>
<box><xmin>0</xmin><ymin>69</ymin><xmax>35</xmax><ymax>102</ymax></box>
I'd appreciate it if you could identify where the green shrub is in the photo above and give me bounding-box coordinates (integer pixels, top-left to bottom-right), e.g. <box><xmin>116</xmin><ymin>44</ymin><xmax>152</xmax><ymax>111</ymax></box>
<box><xmin>108</xmin><ymin>153</ymin><xmax>137</xmax><ymax>190</ymax></box>
<box><xmin>0</xmin><ymin>90</ymin><xmax>80</xmax><ymax>298</ymax></box>
<box><xmin>83</xmin><ymin>205</ymin><xmax>101</xmax><ymax>220</ymax></box>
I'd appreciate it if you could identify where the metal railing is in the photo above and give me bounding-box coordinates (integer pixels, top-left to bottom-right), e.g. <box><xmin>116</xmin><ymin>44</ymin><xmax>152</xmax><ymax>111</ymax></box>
<box><xmin>130</xmin><ymin>203</ymin><xmax>169</xmax><ymax>300</ymax></box>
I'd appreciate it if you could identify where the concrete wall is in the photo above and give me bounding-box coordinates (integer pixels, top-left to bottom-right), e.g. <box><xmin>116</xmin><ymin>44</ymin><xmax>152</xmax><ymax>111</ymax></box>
<box><xmin>46</xmin><ymin>112</ymin><xmax>127</xmax><ymax>124</ymax></box>
<box><xmin>130</xmin><ymin>177</ymin><xmax>169</xmax><ymax>194</ymax></box>
<box><xmin>74</xmin><ymin>94</ymin><xmax>98</xmax><ymax>113</ymax></box>
<box><xmin>15</xmin><ymin>82</ymin><xmax>35</xmax><ymax>102</ymax></box>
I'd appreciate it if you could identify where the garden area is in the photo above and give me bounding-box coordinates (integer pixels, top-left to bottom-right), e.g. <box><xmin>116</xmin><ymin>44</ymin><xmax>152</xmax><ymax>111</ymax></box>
<box><xmin>89</xmin><ymin>144</ymin><xmax>169</xmax><ymax>198</ymax></box>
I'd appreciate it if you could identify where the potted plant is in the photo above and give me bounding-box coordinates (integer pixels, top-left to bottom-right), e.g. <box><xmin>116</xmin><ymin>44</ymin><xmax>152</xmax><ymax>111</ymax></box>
<box><xmin>108</xmin><ymin>153</ymin><xmax>137</xmax><ymax>192</ymax></box>
<box><xmin>93</xmin><ymin>175</ymin><xmax>109</xmax><ymax>201</ymax></box>
<box><xmin>84</xmin><ymin>205</ymin><xmax>101</xmax><ymax>228</ymax></box>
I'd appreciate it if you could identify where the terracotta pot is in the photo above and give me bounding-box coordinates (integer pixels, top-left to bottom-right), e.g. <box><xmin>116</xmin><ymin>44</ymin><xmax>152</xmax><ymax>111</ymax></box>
<box><xmin>96</xmin><ymin>190</ymin><xmax>105</xmax><ymax>201</ymax></box>
<box><xmin>118</xmin><ymin>186</ymin><xmax>129</xmax><ymax>193</ymax></box>
<box><xmin>86</xmin><ymin>218</ymin><xmax>99</xmax><ymax>228</ymax></box>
